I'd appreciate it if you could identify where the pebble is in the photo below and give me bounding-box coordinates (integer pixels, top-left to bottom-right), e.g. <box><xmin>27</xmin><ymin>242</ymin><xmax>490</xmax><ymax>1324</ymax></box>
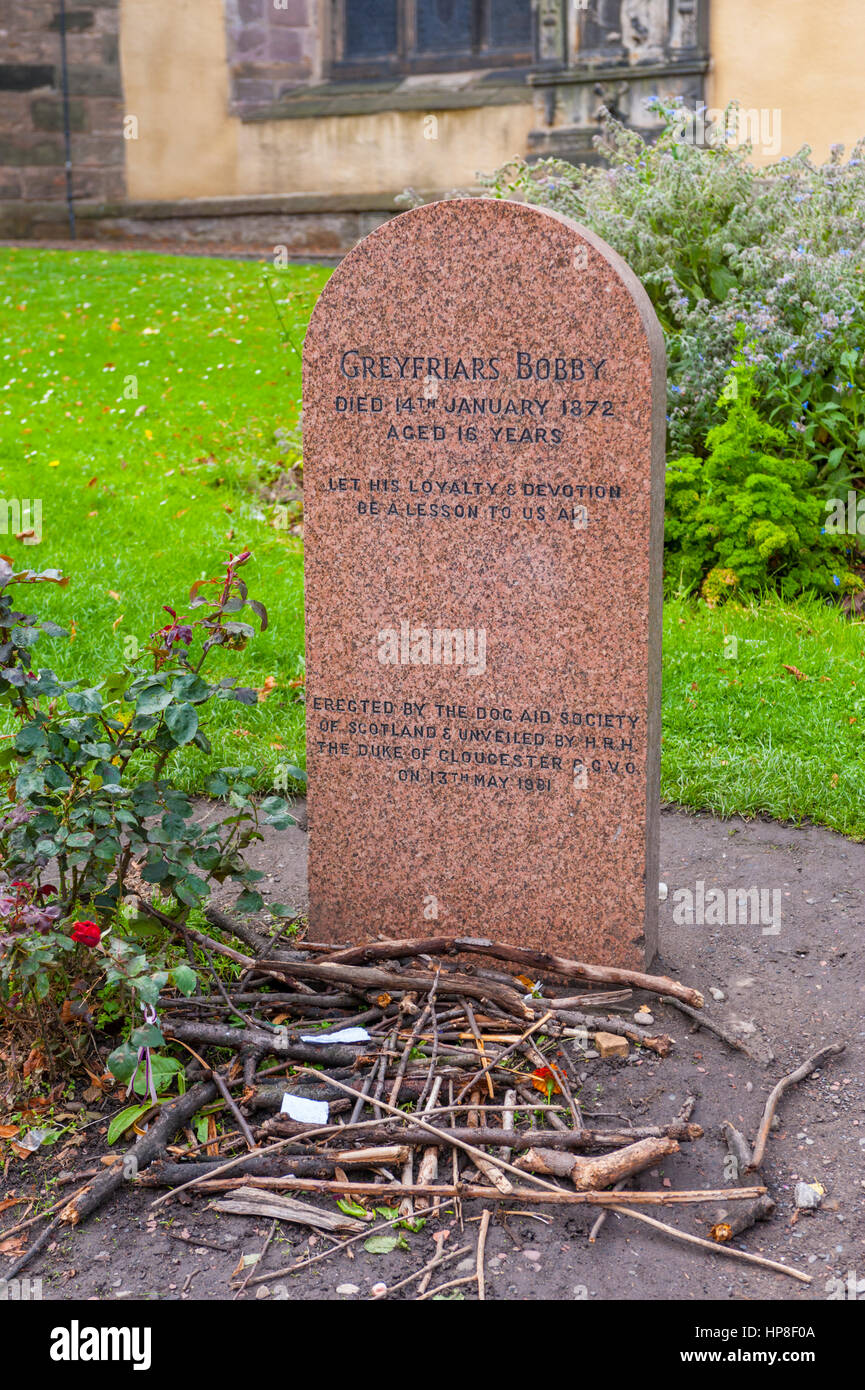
<box><xmin>336</xmin><ymin>1284</ymin><xmax>360</xmax><ymax>1296</ymax></box>
<box><xmin>255</xmin><ymin>1285</ymin><xmax>270</xmax><ymax>1299</ymax></box>
<box><xmin>709</xmin><ymin>987</ymin><xmax>725</xmax><ymax>1002</ymax></box>
<box><xmin>794</xmin><ymin>1182</ymin><xmax>823</xmax><ymax>1210</ymax></box>
<box><xmin>523</xmin><ymin>1250</ymin><xmax>541</xmax><ymax>1263</ymax></box>
<box><xmin>633</xmin><ymin>1012</ymin><xmax>654</xmax><ymax>1027</ymax></box>
<box><xmin>370</xmin><ymin>1282</ymin><xmax>387</xmax><ymax>1298</ymax></box>
<box><xmin>455</xmin><ymin>1257</ymin><xmax>476</xmax><ymax>1275</ymax></box>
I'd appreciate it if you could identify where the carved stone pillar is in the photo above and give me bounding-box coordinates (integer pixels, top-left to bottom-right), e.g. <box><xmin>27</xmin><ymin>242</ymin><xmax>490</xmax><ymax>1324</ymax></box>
<box><xmin>528</xmin><ymin>0</ymin><xmax>710</xmax><ymax>163</ymax></box>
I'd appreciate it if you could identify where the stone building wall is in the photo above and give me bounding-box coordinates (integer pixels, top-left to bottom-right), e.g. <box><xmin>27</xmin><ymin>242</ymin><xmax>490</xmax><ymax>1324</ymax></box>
<box><xmin>0</xmin><ymin>0</ymin><xmax>124</xmax><ymax>222</ymax></box>
<box><xmin>223</xmin><ymin>0</ymin><xmax>320</xmax><ymax>112</ymax></box>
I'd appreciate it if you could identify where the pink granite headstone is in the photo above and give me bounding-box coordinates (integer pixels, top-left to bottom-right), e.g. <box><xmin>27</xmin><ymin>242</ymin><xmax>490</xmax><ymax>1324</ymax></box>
<box><xmin>302</xmin><ymin>198</ymin><xmax>665</xmax><ymax>967</ymax></box>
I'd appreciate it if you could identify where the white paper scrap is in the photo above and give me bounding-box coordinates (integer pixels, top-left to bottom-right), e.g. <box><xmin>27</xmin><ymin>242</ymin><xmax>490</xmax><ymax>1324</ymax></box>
<box><xmin>279</xmin><ymin>1094</ymin><xmax>330</xmax><ymax>1123</ymax></box>
<box><xmin>299</xmin><ymin>1028</ymin><xmax>371</xmax><ymax>1045</ymax></box>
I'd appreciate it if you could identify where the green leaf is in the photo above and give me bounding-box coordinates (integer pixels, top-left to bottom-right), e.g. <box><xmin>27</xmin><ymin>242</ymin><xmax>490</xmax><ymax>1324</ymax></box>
<box><xmin>106</xmin><ymin>1041</ymin><xmax>140</xmax><ymax>1084</ymax></box>
<box><xmin>16</xmin><ymin>771</ymin><xmax>46</xmax><ymax>799</ymax></box>
<box><xmin>170</xmin><ymin>963</ymin><xmax>197</xmax><ymax>996</ymax></box>
<box><xmin>134</xmin><ymin>976</ymin><xmax>163</xmax><ymax>1006</ymax></box>
<box><xmin>336</xmin><ymin>1198</ymin><xmax>368</xmax><ymax>1220</ymax></box>
<box><xmin>141</xmin><ymin>860</ymin><xmax>170</xmax><ymax>883</ymax></box>
<box><xmin>234</xmin><ymin>889</ymin><xmax>264</xmax><ymax>913</ymax></box>
<box><xmin>135</xmin><ymin>684</ymin><xmax>174</xmax><ymax>717</ymax></box>
<box><xmin>14</xmin><ymin>723</ymin><xmax>48</xmax><ymax>753</ymax></box>
<box><xmin>108</xmin><ymin>1102</ymin><xmax>157</xmax><ymax>1145</ymax></box>
<box><xmin>131</xmin><ymin>1024</ymin><xmax>165</xmax><ymax>1049</ymax></box>
<box><xmin>364</xmin><ymin>1234</ymin><xmax>406</xmax><ymax>1254</ymax></box>
<box><xmin>164</xmin><ymin>702</ymin><xmax>198</xmax><ymax>745</ymax></box>
<box><xmin>708</xmin><ymin>267</ymin><xmax>738</xmax><ymax>301</ymax></box>
<box><xmin>66</xmin><ymin>686</ymin><xmax>103</xmax><ymax>713</ymax></box>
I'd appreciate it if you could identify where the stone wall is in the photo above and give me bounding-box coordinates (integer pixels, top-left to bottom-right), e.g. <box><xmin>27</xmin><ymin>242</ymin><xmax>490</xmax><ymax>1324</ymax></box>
<box><xmin>223</xmin><ymin>0</ymin><xmax>320</xmax><ymax>113</ymax></box>
<box><xmin>0</xmin><ymin>0</ymin><xmax>124</xmax><ymax>215</ymax></box>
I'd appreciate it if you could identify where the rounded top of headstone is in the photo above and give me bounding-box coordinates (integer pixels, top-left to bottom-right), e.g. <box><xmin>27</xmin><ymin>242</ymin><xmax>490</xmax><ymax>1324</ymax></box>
<box><xmin>304</xmin><ymin>196</ymin><xmax>664</xmax><ymax>373</ymax></box>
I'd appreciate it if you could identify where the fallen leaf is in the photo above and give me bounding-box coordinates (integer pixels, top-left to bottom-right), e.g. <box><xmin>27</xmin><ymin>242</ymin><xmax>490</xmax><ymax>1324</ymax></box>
<box><xmin>0</xmin><ymin>1124</ymin><xmax>20</xmax><ymax>1139</ymax></box>
<box><xmin>782</xmin><ymin>664</ymin><xmax>808</xmax><ymax>681</ymax></box>
<box><xmin>531</xmin><ymin>1066</ymin><xmax>562</xmax><ymax>1097</ymax></box>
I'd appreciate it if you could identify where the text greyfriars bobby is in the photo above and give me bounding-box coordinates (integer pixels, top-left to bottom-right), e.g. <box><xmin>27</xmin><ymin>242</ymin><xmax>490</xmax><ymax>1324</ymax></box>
<box><xmin>339</xmin><ymin>350</ymin><xmax>607</xmax><ymax>382</ymax></box>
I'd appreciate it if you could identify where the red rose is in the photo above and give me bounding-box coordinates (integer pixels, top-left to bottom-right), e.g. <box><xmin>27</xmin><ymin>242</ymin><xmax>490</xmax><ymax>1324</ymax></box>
<box><xmin>71</xmin><ymin>919</ymin><xmax>101</xmax><ymax>948</ymax></box>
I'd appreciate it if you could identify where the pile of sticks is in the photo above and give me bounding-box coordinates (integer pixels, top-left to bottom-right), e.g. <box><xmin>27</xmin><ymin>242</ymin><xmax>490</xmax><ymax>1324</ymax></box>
<box><xmin>4</xmin><ymin>905</ymin><xmax>844</xmax><ymax>1295</ymax></box>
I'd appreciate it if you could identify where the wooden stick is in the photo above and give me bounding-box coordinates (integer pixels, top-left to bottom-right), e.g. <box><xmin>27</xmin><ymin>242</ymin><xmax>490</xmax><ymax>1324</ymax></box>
<box><xmin>416</xmin><ymin>1274</ymin><xmax>477</xmax><ymax>1301</ymax></box>
<box><xmin>239</xmin><ymin>1202</ymin><xmax>450</xmax><ymax>1290</ymax></box>
<box><xmin>209</xmin><ymin>1068</ymin><xmax>257</xmax><ymax>1151</ymax></box>
<box><xmin>659</xmin><ymin>995</ymin><xmax>764</xmax><ymax>1061</ymax></box>
<box><xmin>324</xmin><ymin>936</ymin><xmax>704</xmax><ymax>1008</ymax></box>
<box><xmin>371</xmin><ymin>1243</ymin><xmax>473</xmax><ymax>1301</ymax></box>
<box><xmin>589</xmin><ymin>1179</ymin><xmax>627</xmax><ymax>1243</ymax></box>
<box><xmin>610</xmin><ymin>1205</ymin><xmax>810</xmax><ymax>1283</ymax></box>
<box><xmin>285</xmin><ymin>1066</ymin><xmax>565</xmax><ymax>1196</ymax></box>
<box><xmin>748</xmin><ymin>1043</ymin><xmax>846</xmax><ymax>1171</ymax></box>
<box><xmin>455</xmin><ymin>1009</ymin><xmax>554</xmax><ymax>1103</ymax></box>
<box><xmin>516</xmin><ymin>1137</ymin><xmax>679</xmax><ymax>1191</ymax></box>
<box><xmin>256</xmin><ymin>956</ymin><xmax>531</xmax><ymax>1019</ymax></box>
<box><xmin>477</xmin><ymin>1207</ymin><xmax>492</xmax><ymax>1301</ymax></box>
<box><xmin>183</xmin><ymin>1175</ymin><xmax>767</xmax><ymax>1207</ymax></box>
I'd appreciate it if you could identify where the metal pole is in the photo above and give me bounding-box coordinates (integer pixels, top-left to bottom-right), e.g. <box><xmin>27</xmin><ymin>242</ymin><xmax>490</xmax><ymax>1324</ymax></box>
<box><xmin>58</xmin><ymin>0</ymin><xmax>76</xmax><ymax>238</ymax></box>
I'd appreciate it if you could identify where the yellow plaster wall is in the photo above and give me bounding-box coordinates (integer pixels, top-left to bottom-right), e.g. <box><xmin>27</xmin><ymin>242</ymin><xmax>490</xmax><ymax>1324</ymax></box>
<box><xmin>120</xmin><ymin>0</ymin><xmax>535</xmax><ymax>201</ymax></box>
<box><xmin>709</xmin><ymin>0</ymin><xmax>865</xmax><ymax>164</ymax></box>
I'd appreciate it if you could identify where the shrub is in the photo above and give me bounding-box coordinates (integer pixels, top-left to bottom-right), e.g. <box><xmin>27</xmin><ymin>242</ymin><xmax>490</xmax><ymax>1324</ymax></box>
<box><xmin>487</xmin><ymin>101</ymin><xmax>865</xmax><ymax>489</ymax></box>
<box><xmin>0</xmin><ymin>549</ymin><xmax>301</xmax><ymax>1081</ymax></box>
<box><xmin>664</xmin><ymin>361</ymin><xmax>859</xmax><ymax>601</ymax></box>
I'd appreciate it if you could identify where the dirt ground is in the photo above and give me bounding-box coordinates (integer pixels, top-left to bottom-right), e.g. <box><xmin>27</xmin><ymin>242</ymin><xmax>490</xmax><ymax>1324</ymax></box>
<box><xmin>3</xmin><ymin>803</ymin><xmax>862</xmax><ymax>1303</ymax></box>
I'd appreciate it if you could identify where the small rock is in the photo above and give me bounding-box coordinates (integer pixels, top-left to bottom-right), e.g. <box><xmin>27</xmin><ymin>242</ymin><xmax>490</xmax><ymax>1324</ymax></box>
<box><xmin>370</xmin><ymin>1282</ymin><xmax>387</xmax><ymax>1298</ymax></box>
<box><xmin>658</xmin><ymin>882</ymin><xmax>668</xmax><ymax>901</ymax></box>
<box><xmin>255</xmin><ymin>1285</ymin><xmax>270</xmax><ymax>1299</ymax></box>
<box><xmin>593</xmin><ymin>1031</ymin><xmax>629</xmax><ymax>1059</ymax></box>
<box><xmin>709</xmin><ymin>987</ymin><xmax>725</xmax><ymax>1002</ymax></box>
<box><xmin>523</xmin><ymin>1250</ymin><xmax>541</xmax><ymax>1263</ymax></box>
<box><xmin>794</xmin><ymin>1182</ymin><xmax>823</xmax><ymax>1210</ymax></box>
<box><xmin>336</xmin><ymin>1283</ymin><xmax>360</xmax><ymax>1296</ymax></box>
<box><xmin>455</xmin><ymin>1257</ymin><xmax>476</xmax><ymax>1275</ymax></box>
<box><xmin>633</xmin><ymin>1012</ymin><xmax>655</xmax><ymax>1027</ymax></box>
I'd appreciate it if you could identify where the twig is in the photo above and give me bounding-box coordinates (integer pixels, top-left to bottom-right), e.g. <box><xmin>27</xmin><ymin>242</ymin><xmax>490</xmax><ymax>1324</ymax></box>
<box><xmin>589</xmin><ymin>1179</ymin><xmax>628</xmax><ymax>1243</ymax></box>
<box><xmin>416</xmin><ymin>1273</ymin><xmax>477</xmax><ymax>1301</ymax></box>
<box><xmin>610</xmin><ymin>1205</ymin><xmax>810</xmax><ymax>1283</ymax></box>
<box><xmin>476</xmin><ymin>1207</ymin><xmax>492</xmax><ymax>1301</ymax></box>
<box><xmin>186</xmin><ymin>1175</ymin><xmax>767</xmax><ymax>1207</ymax></box>
<box><xmin>455</xmin><ymin>1010</ymin><xmax>554</xmax><ymax>1103</ymax></box>
<box><xmin>209</xmin><ymin>1068</ymin><xmax>257</xmax><ymax>1151</ymax></box>
<box><xmin>748</xmin><ymin>1043</ymin><xmax>846</xmax><ymax>1171</ymax></box>
<box><xmin>325</xmin><ymin>936</ymin><xmax>704</xmax><ymax>1008</ymax></box>
<box><xmin>659</xmin><ymin>995</ymin><xmax>764</xmax><ymax>1061</ymax></box>
<box><xmin>240</xmin><ymin>1202</ymin><xmax>450</xmax><ymax>1289</ymax></box>
<box><xmin>285</xmin><ymin>1066</ymin><xmax>567</xmax><ymax>1197</ymax></box>
<box><xmin>371</xmin><ymin>1243</ymin><xmax>473</xmax><ymax>1300</ymax></box>
<box><xmin>234</xmin><ymin>1219</ymin><xmax>277</xmax><ymax>1300</ymax></box>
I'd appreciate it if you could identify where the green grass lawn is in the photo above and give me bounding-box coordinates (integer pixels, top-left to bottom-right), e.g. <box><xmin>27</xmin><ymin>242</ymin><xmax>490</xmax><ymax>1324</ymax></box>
<box><xmin>1</xmin><ymin>248</ymin><xmax>864</xmax><ymax>836</ymax></box>
<box><xmin>0</xmin><ymin>247</ymin><xmax>329</xmax><ymax>790</ymax></box>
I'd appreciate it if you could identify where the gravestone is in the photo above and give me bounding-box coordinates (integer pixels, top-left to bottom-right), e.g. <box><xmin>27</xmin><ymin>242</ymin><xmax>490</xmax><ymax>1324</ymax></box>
<box><xmin>302</xmin><ymin>198</ymin><xmax>665</xmax><ymax>967</ymax></box>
